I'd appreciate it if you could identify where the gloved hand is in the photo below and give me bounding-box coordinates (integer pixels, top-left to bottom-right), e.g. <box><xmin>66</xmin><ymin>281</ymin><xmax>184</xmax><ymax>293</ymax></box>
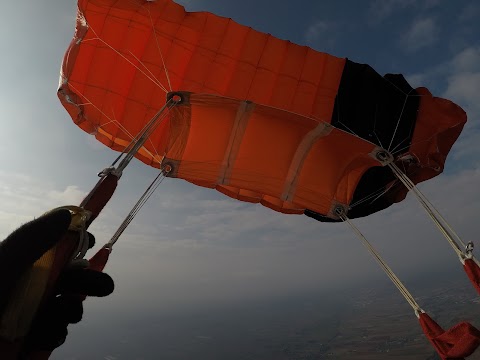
<box><xmin>0</xmin><ymin>209</ymin><xmax>114</xmax><ymax>357</ymax></box>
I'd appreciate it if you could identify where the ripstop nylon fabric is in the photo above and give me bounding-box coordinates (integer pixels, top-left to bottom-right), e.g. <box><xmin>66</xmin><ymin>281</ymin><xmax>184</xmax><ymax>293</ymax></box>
<box><xmin>59</xmin><ymin>0</ymin><xmax>466</xmax><ymax>219</ymax></box>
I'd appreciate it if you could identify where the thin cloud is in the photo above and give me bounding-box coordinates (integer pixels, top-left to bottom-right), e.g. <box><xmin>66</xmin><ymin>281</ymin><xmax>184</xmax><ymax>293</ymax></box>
<box><xmin>304</xmin><ymin>21</ymin><xmax>330</xmax><ymax>45</ymax></box>
<box><xmin>444</xmin><ymin>46</ymin><xmax>480</xmax><ymax>123</ymax></box>
<box><xmin>401</xmin><ymin>17</ymin><xmax>438</xmax><ymax>52</ymax></box>
<box><xmin>368</xmin><ymin>0</ymin><xmax>440</xmax><ymax>22</ymax></box>
<box><xmin>458</xmin><ymin>2</ymin><xmax>480</xmax><ymax>22</ymax></box>
<box><xmin>0</xmin><ymin>173</ymin><xmax>87</xmax><ymax>237</ymax></box>
<box><xmin>406</xmin><ymin>46</ymin><xmax>480</xmax><ymax>92</ymax></box>
<box><xmin>442</xmin><ymin>47</ymin><xmax>480</xmax><ymax>170</ymax></box>
<box><xmin>450</xmin><ymin>46</ymin><xmax>480</xmax><ymax>74</ymax></box>
<box><xmin>405</xmin><ymin>73</ymin><xmax>429</xmax><ymax>88</ymax></box>
<box><xmin>369</xmin><ymin>0</ymin><xmax>416</xmax><ymax>21</ymax></box>
<box><xmin>47</xmin><ymin>185</ymin><xmax>86</xmax><ymax>205</ymax></box>
<box><xmin>444</xmin><ymin>73</ymin><xmax>480</xmax><ymax>112</ymax></box>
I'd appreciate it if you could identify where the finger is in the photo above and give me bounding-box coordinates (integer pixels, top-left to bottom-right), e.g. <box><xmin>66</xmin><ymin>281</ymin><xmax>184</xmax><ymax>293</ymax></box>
<box><xmin>0</xmin><ymin>209</ymin><xmax>71</xmax><ymax>272</ymax></box>
<box><xmin>26</xmin><ymin>296</ymin><xmax>83</xmax><ymax>351</ymax></box>
<box><xmin>57</xmin><ymin>269</ymin><xmax>114</xmax><ymax>297</ymax></box>
<box><xmin>87</xmin><ymin>232</ymin><xmax>95</xmax><ymax>249</ymax></box>
<box><xmin>36</xmin><ymin>295</ymin><xmax>84</xmax><ymax>325</ymax></box>
<box><xmin>0</xmin><ymin>209</ymin><xmax>72</xmax><ymax>303</ymax></box>
<box><xmin>27</xmin><ymin>315</ymin><xmax>69</xmax><ymax>352</ymax></box>
<box><xmin>30</xmin><ymin>326</ymin><xmax>68</xmax><ymax>352</ymax></box>
<box><xmin>51</xmin><ymin>296</ymin><xmax>84</xmax><ymax>324</ymax></box>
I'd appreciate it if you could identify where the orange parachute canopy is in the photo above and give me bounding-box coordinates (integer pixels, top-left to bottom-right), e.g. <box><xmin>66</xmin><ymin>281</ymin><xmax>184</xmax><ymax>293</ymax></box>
<box><xmin>58</xmin><ymin>0</ymin><xmax>466</xmax><ymax>221</ymax></box>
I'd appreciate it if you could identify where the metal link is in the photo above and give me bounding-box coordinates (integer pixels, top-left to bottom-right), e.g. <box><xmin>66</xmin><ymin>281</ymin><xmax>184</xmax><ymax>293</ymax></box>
<box><xmin>44</xmin><ymin>206</ymin><xmax>92</xmax><ymax>261</ymax></box>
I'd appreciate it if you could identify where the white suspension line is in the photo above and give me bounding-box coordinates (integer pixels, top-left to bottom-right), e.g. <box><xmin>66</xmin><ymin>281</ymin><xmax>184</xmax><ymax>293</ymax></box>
<box><xmin>67</xmin><ymin>83</ymin><xmax>162</xmax><ymax>166</ymax></box>
<box><xmin>84</xmin><ymin>27</ymin><xmax>168</xmax><ymax>93</ymax></box>
<box><xmin>106</xmin><ymin>169</ymin><xmax>168</xmax><ymax>249</ymax></box>
<box><xmin>147</xmin><ymin>6</ymin><xmax>173</xmax><ymax>92</ymax></box>
<box><xmin>113</xmin><ymin>99</ymin><xmax>176</xmax><ymax>174</ymax></box>
<box><xmin>339</xmin><ymin>211</ymin><xmax>422</xmax><ymax>314</ymax></box>
<box><xmin>387</xmin><ymin>94</ymin><xmax>409</xmax><ymax>152</ymax></box>
<box><xmin>388</xmin><ymin>162</ymin><xmax>478</xmax><ymax>266</ymax></box>
<box><xmin>349</xmin><ymin>180</ymin><xmax>399</xmax><ymax>209</ymax></box>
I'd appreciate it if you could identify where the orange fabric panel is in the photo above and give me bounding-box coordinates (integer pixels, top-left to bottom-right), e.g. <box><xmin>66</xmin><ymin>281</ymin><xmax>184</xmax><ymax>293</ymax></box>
<box><xmin>291</xmin><ymin>131</ymin><xmax>379</xmax><ymax>213</ymax></box>
<box><xmin>161</xmin><ymin>95</ymin><xmax>379</xmax><ymax>215</ymax></box>
<box><xmin>215</xmin><ymin>187</ymin><xmax>303</xmax><ymax>214</ymax></box>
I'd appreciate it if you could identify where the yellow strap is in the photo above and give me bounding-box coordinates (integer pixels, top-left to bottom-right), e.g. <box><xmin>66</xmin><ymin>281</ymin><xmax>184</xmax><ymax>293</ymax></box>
<box><xmin>0</xmin><ymin>247</ymin><xmax>56</xmax><ymax>341</ymax></box>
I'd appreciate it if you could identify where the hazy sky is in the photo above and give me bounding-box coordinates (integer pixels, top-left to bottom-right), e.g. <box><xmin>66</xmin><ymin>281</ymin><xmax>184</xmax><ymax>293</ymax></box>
<box><xmin>1</xmin><ymin>0</ymin><xmax>479</xmax><ymax>358</ymax></box>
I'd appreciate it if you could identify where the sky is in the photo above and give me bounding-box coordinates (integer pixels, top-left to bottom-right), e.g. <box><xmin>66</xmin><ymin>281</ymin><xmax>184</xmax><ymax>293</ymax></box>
<box><xmin>0</xmin><ymin>0</ymin><xmax>479</xmax><ymax>358</ymax></box>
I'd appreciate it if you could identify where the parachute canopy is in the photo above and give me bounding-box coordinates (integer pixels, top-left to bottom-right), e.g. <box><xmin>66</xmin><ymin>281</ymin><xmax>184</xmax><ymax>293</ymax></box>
<box><xmin>58</xmin><ymin>0</ymin><xmax>466</xmax><ymax>220</ymax></box>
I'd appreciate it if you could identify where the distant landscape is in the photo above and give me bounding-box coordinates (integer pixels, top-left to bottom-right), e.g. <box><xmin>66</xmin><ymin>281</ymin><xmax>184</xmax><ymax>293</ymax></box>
<box><xmin>54</xmin><ymin>270</ymin><xmax>480</xmax><ymax>360</ymax></box>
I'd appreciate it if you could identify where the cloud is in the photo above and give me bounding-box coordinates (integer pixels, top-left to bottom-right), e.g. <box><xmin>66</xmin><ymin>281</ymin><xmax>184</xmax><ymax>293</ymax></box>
<box><xmin>441</xmin><ymin>47</ymin><xmax>480</xmax><ymax>170</ymax></box>
<box><xmin>369</xmin><ymin>0</ymin><xmax>416</xmax><ymax>20</ymax></box>
<box><xmin>458</xmin><ymin>2</ymin><xmax>480</xmax><ymax>22</ymax></box>
<box><xmin>304</xmin><ymin>21</ymin><xmax>331</xmax><ymax>45</ymax></box>
<box><xmin>0</xmin><ymin>172</ymin><xmax>94</xmax><ymax>239</ymax></box>
<box><xmin>450</xmin><ymin>46</ymin><xmax>480</xmax><ymax>73</ymax></box>
<box><xmin>47</xmin><ymin>185</ymin><xmax>86</xmax><ymax>205</ymax></box>
<box><xmin>406</xmin><ymin>46</ymin><xmax>480</xmax><ymax>93</ymax></box>
<box><xmin>444</xmin><ymin>47</ymin><xmax>480</xmax><ymax>118</ymax></box>
<box><xmin>405</xmin><ymin>73</ymin><xmax>429</xmax><ymax>88</ymax></box>
<box><xmin>444</xmin><ymin>73</ymin><xmax>480</xmax><ymax>114</ymax></box>
<box><xmin>368</xmin><ymin>0</ymin><xmax>440</xmax><ymax>22</ymax></box>
<box><xmin>443</xmin><ymin>48</ymin><xmax>480</xmax><ymax>115</ymax></box>
<box><xmin>401</xmin><ymin>17</ymin><xmax>438</xmax><ymax>52</ymax></box>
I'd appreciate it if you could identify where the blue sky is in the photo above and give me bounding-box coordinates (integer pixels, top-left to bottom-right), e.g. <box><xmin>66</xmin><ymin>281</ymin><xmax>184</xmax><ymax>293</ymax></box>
<box><xmin>1</xmin><ymin>0</ymin><xmax>480</xmax><ymax>358</ymax></box>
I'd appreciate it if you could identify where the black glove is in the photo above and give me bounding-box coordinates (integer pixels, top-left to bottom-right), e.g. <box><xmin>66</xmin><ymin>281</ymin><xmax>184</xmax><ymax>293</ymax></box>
<box><xmin>0</xmin><ymin>209</ymin><xmax>114</xmax><ymax>355</ymax></box>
